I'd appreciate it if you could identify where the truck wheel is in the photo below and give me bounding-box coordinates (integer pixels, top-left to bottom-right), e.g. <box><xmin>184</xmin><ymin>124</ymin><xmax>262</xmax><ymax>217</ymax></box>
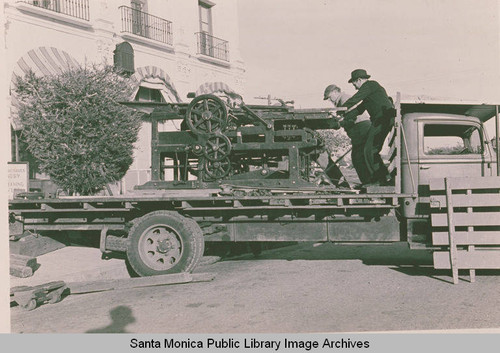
<box><xmin>127</xmin><ymin>211</ymin><xmax>204</xmax><ymax>277</ymax></box>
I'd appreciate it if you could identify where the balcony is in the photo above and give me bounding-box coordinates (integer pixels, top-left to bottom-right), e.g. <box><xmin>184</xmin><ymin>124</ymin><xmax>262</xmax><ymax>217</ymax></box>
<box><xmin>17</xmin><ymin>0</ymin><xmax>90</xmax><ymax>21</ymax></box>
<box><xmin>120</xmin><ymin>6</ymin><xmax>173</xmax><ymax>46</ymax></box>
<box><xmin>196</xmin><ymin>32</ymin><xmax>229</xmax><ymax>63</ymax></box>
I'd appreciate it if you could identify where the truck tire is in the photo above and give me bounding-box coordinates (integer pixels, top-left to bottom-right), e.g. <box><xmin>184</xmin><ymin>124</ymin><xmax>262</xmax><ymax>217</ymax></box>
<box><xmin>126</xmin><ymin>211</ymin><xmax>204</xmax><ymax>277</ymax></box>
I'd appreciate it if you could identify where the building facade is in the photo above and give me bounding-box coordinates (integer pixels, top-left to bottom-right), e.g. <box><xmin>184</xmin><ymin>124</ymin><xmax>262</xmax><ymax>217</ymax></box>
<box><xmin>3</xmin><ymin>0</ymin><xmax>245</xmax><ymax>193</ymax></box>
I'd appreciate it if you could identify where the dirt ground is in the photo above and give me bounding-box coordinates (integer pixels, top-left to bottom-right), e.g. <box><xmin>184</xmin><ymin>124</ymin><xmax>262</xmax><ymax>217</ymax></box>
<box><xmin>10</xmin><ymin>242</ymin><xmax>500</xmax><ymax>333</ymax></box>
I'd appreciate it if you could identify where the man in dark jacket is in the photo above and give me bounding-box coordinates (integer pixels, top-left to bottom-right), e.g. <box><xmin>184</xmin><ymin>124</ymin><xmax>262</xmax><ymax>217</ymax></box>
<box><xmin>341</xmin><ymin>69</ymin><xmax>396</xmax><ymax>185</ymax></box>
<box><xmin>323</xmin><ymin>84</ymin><xmax>371</xmax><ymax>185</ymax></box>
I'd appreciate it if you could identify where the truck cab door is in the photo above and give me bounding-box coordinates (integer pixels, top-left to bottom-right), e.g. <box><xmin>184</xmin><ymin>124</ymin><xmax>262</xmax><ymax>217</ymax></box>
<box><xmin>415</xmin><ymin>120</ymin><xmax>492</xmax><ymax>215</ymax></box>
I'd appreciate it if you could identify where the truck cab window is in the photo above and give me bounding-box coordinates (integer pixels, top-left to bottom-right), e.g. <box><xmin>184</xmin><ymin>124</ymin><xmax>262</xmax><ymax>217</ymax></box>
<box><xmin>423</xmin><ymin>124</ymin><xmax>483</xmax><ymax>155</ymax></box>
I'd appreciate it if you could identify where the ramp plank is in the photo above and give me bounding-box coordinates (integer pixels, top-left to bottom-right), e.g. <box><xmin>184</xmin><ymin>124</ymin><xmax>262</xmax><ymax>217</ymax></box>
<box><xmin>433</xmin><ymin>250</ymin><xmax>500</xmax><ymax>269</ymax></box>
<box><xmin>432</xmin><ymin>231</ymin><xmax>500</xmax><ymax>246</ymax></box>
<box><xmin>431</xmin><ymin>212</ymin><xmax>500</xmax><ymax>227</ymax></box>
<box><xmin>67</xmin><ymin>272</ymin><xmax>215</xmax><ymax>294</ymax></box>
<box><xmin>430</xmin><ymin>176</ymin><xmax>500</xmax><ymax>191</ymax></box>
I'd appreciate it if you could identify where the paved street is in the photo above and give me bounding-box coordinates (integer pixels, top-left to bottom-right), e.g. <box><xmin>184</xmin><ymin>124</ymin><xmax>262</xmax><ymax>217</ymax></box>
<box><xmin>10</xmin><ymin>242</ymin><xmax>500</xmax><ymax>333</ymax></box>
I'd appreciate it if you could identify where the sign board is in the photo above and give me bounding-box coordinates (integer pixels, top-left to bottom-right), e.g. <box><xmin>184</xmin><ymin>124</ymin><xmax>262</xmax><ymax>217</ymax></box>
<box><xmin>8</xmin><ymin>162</ymin><xmax>29</xmax><ymax>199</ymax></box>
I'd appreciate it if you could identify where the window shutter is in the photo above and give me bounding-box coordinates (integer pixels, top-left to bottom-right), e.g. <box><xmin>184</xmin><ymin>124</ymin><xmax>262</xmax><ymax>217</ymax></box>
<box><xmin>114</xmin><ymin>42</ymin><xmax>135</xmax><ymax>75</ymax></box>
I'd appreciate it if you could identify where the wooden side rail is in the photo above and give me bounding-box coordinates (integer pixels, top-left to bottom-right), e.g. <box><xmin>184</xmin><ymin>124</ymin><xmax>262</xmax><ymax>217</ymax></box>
<box><xmin>386</xmin><ymin>92</ymin><xmax>402</xmax><ymax>193</ymax></box>
<box><xmin>429</xmin><ymin>176</ymin><xmax>500</xmax><ymax>284</ymax></box>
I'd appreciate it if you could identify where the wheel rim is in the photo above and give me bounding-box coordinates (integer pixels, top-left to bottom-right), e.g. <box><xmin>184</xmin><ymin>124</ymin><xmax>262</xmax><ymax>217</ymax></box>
<box><xmin>186</xmin><ymin>95</ymin><xmax>228</xmax><ymax>134</ymax></box>
<box><xmin>203</xmin><ymin>156</ymin><xmax>231</xmax><ymax>180</ymax></box>
<box><xmin>137</xmin><ymin>224</ymin><xmax>184</xmax><ymax>271</ymax></box>
<box><xmin>203</xmin><ymin>134</ymin><xmax>232</xmax><ymax>161</ymax></box>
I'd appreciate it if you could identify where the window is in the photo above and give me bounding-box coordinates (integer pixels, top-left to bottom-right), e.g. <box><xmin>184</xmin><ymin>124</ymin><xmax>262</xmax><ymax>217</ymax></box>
<box><xmin>198</xmin><ymin>1</ymin><xmax>213</xmax><ymax>56</ymax></box>
<box><xmin>131</xmin><ymin>0</ymin><xmax>148</xmax><ymax>37</ymax></box>
<box><xmin>423</xmin><ymin>124</ymin><xmax>483</xmax><ymax>155</ymax></box>
<box><xmin>34</xmin><ymin>0</ymin><xmax>58</xmax><ymax>10</ymax></box>
<box><xmin>114</xmin><ymin>42</ymin><xmax>134</xmax><ymax>75</ymax></box>
<box><xmin>199</xmin><ymin>1</ymin><xmax>213</xmax><ymax>35</ymax></box>
<box><xmin>134</xmin><ymin>87</ymin><xmax>165</xmax><ymax>102</ymax></box>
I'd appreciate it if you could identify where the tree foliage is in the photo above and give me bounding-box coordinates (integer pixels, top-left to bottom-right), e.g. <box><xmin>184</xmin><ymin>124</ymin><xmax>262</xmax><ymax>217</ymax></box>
<box><xmin>318</xmin><ymin>129</ymin><xmax>351</xmax><ymax>157</ymax></box>
<box><xmin>15</xmin><ymin>65</ymin><xmax>141</xmax><ymax>195</ymax></box>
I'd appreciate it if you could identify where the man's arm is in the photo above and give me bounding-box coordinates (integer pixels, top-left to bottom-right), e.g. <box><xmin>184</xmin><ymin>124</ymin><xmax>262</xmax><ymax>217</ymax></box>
<box><xmin>342</xmin><ymin>81</ymin><xmax>377</xmax><ymax>109</ymax></box>
<box><xmin>340</xmin><ymin>108</ymin><xmax>360</xmax><ymax>129</ymax></box>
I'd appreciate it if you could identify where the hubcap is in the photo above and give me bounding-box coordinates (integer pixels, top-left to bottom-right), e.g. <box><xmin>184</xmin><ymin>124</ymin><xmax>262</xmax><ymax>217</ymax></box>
<box><xmin>138</xmin><ymin>225</ymin><xmax>183</xmax><ymax>271</ymax></box>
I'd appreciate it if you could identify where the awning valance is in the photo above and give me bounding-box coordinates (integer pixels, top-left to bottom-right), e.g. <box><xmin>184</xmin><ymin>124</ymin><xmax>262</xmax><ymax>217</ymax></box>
<box><xmin>10</xmin><ymin>47</ymin><xmax>80</xmax><ymax>130</ymax></box>
<box><xmin>130</xmin><ymin>66</ymin><xmax>181</xmax><ymax>103</ymax></box>
<box><xmin>195</xmin><ymin>81</ymin><xmax>238</xmax><ymax>96</ymax></box>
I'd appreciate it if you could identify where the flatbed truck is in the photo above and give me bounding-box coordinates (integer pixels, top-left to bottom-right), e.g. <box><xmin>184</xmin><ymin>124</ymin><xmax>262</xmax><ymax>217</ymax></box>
<box><xmin>9</xmin><ymin>94</ymin><xmax>500</xmax><ymax>283</ymax></box>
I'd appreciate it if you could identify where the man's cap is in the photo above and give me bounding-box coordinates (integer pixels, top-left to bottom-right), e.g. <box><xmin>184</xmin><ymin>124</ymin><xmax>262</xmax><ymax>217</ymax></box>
<box><xmin>348</xmin><ymin>69</ymin><xmax>371</xmax><ymax>83</ymax></box>
<box><xmin>323</xmin><ymin>84</ymin><xmax>341</xmax><ymax>100</ymax></box>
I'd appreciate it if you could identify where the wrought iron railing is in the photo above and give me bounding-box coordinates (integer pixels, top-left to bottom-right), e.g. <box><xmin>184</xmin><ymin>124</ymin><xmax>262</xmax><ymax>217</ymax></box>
<box><xmin>20</xmin><ymin>0</ymin><xmax>90</xmax><ymax>21</ymax></box>
<box><xmin>196</xmin><ymin>32</ymin><xmax>229</xmax><ymax>62</ymax></box>
<box><xmin>120</xmin><ymin>6</ymin><xmax>172</xmax><ymax>45</ymax></box>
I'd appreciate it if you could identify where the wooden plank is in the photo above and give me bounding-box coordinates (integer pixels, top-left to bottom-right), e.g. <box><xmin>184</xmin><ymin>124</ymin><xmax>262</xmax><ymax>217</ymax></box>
<box><xmin>364</xmin><ymin>185</ymin><xmax>395</xmax><ymax>194</ymax></box>
<box><xmin>10</xmin><ymin>264</ymin><xmax>33</xmax><ymax>278</ymax></box>
<box><xmin>469</xmin><ymin>245</ymin><xmax>476</xmax><ymax>282</ymax></box>
<box><xmin>10</xmin><ymin>254</ymin><xmax>37</xmax><ymax>269</ymax></box>
<box><xmin>180</xmin><ymin>204</ymin><xmax>396</xmax><ymax>211</ymax></box>
<box><xmin>429</xmin><ymin>176</ymin><xmax>500</xmax><ymax>191</ymax></box>
<box><xmin>67</xmin><ymin>272</ymin><xmax>215</xmax><ymax>294</ymax></box>
<box><xmin>466</xmin><ymin>189</ymin><xmax>476</xmax><ymax>282</ymax></box>
<box><xmin>387</xmin><ymin>128</ymin><xmax>396</xmax><ymax>148</ymax></box>
<box><xmin>431</xmin><ymin>212</ymin><xmax>500</xmax><ymax>227</ymax></box>
<box><xmin>430</xmin><ymin>194</ymin><xmax>500</xmax><ymax>208</ymax></box>
<box><xmin>393</xmin><ymin>94</ymin><xmax>402</xmax><ymax>195</ymax></box>
<box><xmin>433</xmin><ymin>250</ymin><xmax>500</xmax><ymax>269</ymax></box>
<box><xmin>16</xmin><ymin>208</ymin><xmax>131</xmax><ymax>213</ymax></box>
<box><xmin>432</xmin><ymin>231</ymin><xmax>500</xmax><ymax>245</ymax></box>
<box><xmin>388</xmin><ymin>142</ymin><xmax>397</xmax><ymax>162</ymax></box>
<box><xmin>445</xmin><ymin>178</ymin><xmax>459</xmax><ymax>284</ymax></box>
<box><xmin>22</xmin><ymin>225</ymin><xmax>125</xmax><ymax>231</ymax></box>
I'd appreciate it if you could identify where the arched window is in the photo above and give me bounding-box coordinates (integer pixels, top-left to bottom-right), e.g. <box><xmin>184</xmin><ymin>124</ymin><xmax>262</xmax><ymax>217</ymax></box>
<box><xmin>114</xmin><ymin>42</ymin><xmax>134</xmax><ymax>75</ymax></box>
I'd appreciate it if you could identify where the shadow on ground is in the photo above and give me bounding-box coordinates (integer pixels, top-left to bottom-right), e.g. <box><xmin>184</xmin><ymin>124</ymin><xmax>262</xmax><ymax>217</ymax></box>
<box><xmin>220</xmin><ymin>242</ymin><xmax>500</xmax><ymax>282</ymax></box>
<box><xmin>222</xmin><ymin>242</ymin><xmax>434</xmax><ymax>266</ymax></box>
<box><xmin>86</xmin><ymin>305</ymin><xmax>136</xmax><ymax>333</ymax></box>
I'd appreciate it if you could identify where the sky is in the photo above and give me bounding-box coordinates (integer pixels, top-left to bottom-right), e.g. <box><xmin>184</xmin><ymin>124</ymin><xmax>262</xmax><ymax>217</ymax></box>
<box><xmin>236</xmin><ymin>0</ymin><xmax>500</xmax><ymax>108</ymax></box>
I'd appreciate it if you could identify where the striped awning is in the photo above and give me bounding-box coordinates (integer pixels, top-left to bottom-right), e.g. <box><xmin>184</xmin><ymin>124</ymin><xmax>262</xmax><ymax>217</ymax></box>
<box><xmin>10</xmin><ymin>47</ymin><xmax>80</xmax><ymax>130</ymax></box>
<box><xmin>130</xmin><ymin>66</ymin><xmax>181</xmax><ymax>103</ymax></box>
<box><xmin>195</xmin><ymin>81</ymin><xmax>238</xmax><ymax>96</ymax></box>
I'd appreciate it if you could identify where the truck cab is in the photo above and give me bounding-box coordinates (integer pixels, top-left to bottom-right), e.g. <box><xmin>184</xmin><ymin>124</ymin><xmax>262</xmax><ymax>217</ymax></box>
<box><xmin>397</xmin><ymin>102</ymin><xmax>498</xmax><ymax>247</ymax></box>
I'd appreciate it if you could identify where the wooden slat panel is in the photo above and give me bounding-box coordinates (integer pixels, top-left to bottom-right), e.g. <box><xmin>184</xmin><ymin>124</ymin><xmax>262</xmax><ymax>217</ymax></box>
<box><xmin>430</xmin><ymin>176</ymin><xmax>500</xmax><ymax>191</ymax></box>
<box><xmin>431</xmin><ymin>212</ymin><xmax>500</xmax><ymax>227</ymax></box>
<box><xmin>393</xmin><ymin>94</ymin><xmax>402</xmax><ymax>195</ymax></box>
<box><xmin>430</xmin><ymin>195</ymin><xmax>500</xmax><ymax>208</ymax></box>
<box><xmin>387</xmin><ymin>128</ymin><xmax>396</xmax><ymax>147</ymax></box>
<box><xmin>432</xmin><ymin>231</ymin><xmax>500</xmax><ymax>245</ymax></box>
<box><xmin>388</xmin><ymin>143</ymin><xmax>397</xmax><ymax>162</ymax></box>
<box><xmin>388</xmin><ymin>159</ymin><xmax>397</xmax><ymax>175</ymax></box>
<box><xmin>433</xmin><ymin>250</ymin><xmax>500</xmax><ymax>269</ymax></box>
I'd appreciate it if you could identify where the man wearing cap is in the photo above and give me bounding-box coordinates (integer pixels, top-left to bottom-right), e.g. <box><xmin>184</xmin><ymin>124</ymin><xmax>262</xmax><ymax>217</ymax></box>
<box><xmin>341</xmin><ymin>69</ymin><xmax>396</xmax><ymax>185</ymax></box>
<box><xmin>323</xmin><ymin>84</ymin><xmax>371</xmax><ymax>185</ymax></box>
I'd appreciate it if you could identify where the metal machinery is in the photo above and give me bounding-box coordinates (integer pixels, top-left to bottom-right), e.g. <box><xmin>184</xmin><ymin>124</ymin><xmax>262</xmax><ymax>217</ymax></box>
<box><xmin>132</xmin><ymin>94</ymin><xmax>349</xmax><ymax>191</ymax></box>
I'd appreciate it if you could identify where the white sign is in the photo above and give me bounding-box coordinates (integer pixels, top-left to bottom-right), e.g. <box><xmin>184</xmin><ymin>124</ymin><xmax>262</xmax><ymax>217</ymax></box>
<box><xmin>8</xmin><ymin>162</ymin><xmax>29</xmax><ymax>199</ymax></box>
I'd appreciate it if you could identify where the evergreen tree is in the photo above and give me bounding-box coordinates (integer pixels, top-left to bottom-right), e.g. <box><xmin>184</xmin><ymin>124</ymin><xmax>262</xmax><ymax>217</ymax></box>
<box><xmin>15</xmin><ymin>65</ymin><xmax>141</xmax><ymax>195</ymax></box>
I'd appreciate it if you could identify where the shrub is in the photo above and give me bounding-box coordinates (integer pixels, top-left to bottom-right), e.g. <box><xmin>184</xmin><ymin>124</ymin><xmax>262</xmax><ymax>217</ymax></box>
<box><xmin>15</xmin><ymin>65</ymin><xmax>141</xmax><ymax>195</ymax></box>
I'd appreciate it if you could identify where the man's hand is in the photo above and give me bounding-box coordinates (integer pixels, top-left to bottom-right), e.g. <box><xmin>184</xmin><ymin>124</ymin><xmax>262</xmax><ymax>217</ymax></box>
<box><xmin>330</xmin><ymin>117</ymin><xmax>342</xmax><ymax>130</ymax></box>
